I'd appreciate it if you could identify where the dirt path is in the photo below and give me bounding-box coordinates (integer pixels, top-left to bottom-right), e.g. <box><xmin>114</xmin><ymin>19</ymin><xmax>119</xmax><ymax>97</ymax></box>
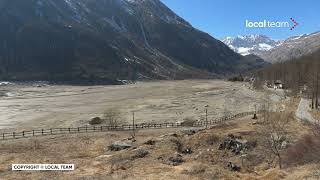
<box><xmin>296</xmin><ymin>98</ymin><xmax>317</xmax><ymax>123</ymax></box>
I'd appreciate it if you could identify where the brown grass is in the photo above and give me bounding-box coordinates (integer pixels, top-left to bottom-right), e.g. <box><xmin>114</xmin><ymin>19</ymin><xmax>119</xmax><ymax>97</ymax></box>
<box><xmin>284</xmin><ymin>134</ymin><xmax>320</xmax><ymax>167</ymax></box>
<box><xmin>0</xmin><ymin>104</ymin><xmax>317</xmax><ymax>179</ymax></box>
<box><xmin>310</xmin><ymin>110</ymin><xmax>320</xmax><ymax>120</ymax></box>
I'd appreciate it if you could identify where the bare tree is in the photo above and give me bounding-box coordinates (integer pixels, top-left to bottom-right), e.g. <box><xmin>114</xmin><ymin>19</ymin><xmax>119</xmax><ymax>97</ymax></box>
<box><xmin>103</xmin><ymin>108</ymin><xmax>124</xmax><ymax>127</ymax></box>
<box><xmin>260</xmin><ymin>112</ymin><xmax>293</xmax><ymax>169</ymax></box>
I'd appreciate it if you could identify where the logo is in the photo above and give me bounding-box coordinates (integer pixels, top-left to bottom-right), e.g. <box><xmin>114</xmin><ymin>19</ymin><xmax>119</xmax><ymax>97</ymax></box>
<box><xmin>245</xmin><ymin>18</ymin><xmax>299</xmax><ymax>30</ymax></box>
<box><xmin>12</xmin><ymin>164</ymin><xmax>75</xmax><ymax>171</ymax></box>
<box><xmin>289</xmin><ymin>18</ymin><xmax>299</xmax><ymax>30</ymax></box>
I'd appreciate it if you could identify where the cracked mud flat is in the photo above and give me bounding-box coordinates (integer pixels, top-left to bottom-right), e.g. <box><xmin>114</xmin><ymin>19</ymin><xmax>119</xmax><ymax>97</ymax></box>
<box><xmin>0</xmin><ymin>80</ymin><xmax>278</xmax><ymax>132</ymax></box>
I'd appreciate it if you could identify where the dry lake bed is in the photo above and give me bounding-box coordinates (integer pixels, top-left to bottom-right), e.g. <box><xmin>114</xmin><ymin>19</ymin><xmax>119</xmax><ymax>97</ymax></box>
<box><xmin>0</xmin><ymin>80</ymin><xmax>279</xmax><ymax>132</ymax></box>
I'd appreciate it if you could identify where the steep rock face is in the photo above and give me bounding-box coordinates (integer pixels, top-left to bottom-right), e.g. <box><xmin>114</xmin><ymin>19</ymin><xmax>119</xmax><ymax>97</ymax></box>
<box><xmin>0</xmin><ymin>0</ymin><xmax>263</xmax><ymax>84</ymax></box>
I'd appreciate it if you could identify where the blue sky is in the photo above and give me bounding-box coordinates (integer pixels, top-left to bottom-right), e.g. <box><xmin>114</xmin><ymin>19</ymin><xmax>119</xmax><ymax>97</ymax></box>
<box><xmin>161</xmin><ymin>0</ymin><xmax>320</xmax><ymax>40</ymax></box>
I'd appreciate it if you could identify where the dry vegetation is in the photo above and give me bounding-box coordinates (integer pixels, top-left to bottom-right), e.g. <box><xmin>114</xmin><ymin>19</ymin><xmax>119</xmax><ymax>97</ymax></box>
<box><xmin>0</xmin><ymin>98</ymin><xmax>319</xmax><ymax>180</ymax></box>
<box><xmin>310</xmin><ymin>110</ymin><xmax>320</xmax><ymax>120</ymax></box>
<box><xmin>0</xmin><ymin>80</ymin><xmax>319</xmax><ymax>179</ymax></box>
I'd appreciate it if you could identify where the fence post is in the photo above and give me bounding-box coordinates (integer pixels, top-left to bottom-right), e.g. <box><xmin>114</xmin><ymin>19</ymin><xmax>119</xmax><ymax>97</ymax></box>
<box><xmin>0</xmin><ymin>110</ymin><xmax>258</xmax><ymax>141</ymax></box>
<box><xmin>132</xmin><ymin>112</ymin><xmax>136</xmax><ymax>140</ymax></box>
<box><xmin>205</xmin><ymin>108</ymin><xmax>208</xmax><ymax>129</ymax></box>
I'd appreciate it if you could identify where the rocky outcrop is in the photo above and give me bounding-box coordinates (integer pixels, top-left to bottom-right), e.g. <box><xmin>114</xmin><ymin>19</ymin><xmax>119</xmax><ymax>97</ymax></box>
<box><xmin>108</xmin><ymin>140</ymin><xmax>133</xmax><ymax>151</ymax></box>
<box><xmin>218</xmin><ymin>134</ymin><xmax>257</xmax><ymax>155</ymax></box>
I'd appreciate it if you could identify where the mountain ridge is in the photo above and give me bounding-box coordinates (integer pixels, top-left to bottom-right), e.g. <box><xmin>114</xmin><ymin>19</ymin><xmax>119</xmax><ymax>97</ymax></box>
<box><xmin>222</xmin><ymin>32</ymin><xmax>320</xmax><ymax>64</ymax></box>
<box><xmin>0</xmin><ymin>0</ymin><xmax>265</xmax><ymax>84</ymax></box>
<box><xmin>222</xmin><ymin>35</ymin><xmax>281</xmax><ymax>57</ymax></box>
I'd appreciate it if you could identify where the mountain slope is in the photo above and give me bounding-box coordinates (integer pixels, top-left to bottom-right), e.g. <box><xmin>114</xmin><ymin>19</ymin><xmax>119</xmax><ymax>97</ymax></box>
<box><xmin>260</xmin><ymin>32</ymin><xmax>320</xmax><ymax>63</ymax></box>
<box><xmin>0</xmin><ymin>0</ymin><xmax>263</xmax><ymax>84</ymax></box>
<box><xmin>223</xmin><ymin>32</ymin><xmax>320</xmax><ymax>64</ymax></box>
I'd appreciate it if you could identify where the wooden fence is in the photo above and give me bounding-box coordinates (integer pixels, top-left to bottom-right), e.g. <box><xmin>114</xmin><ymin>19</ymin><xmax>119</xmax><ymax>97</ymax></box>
<box><xmin>0</xmin><ymin>110</ymin><xmax>264</xmax><ymax>141</ymax></box>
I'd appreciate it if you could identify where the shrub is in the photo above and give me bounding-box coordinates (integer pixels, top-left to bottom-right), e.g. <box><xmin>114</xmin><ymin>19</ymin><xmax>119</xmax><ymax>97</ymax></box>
<box><xmin>168</xmin><ymin>154</ymin><xmax>184</xmax><ymax>166</ymax></box>
<box><xmin>181</xmin><ymin>117</ymin><xmax>196</xmax><ymax>127</ymax></box>
<box><xmin>131</xmin><ymin>148</ymin><xmax>149</xmax><ymax>160</ymax></box>
<box><xmin>171</xmin><ymin>138</ymin><xmax>184</xmax><ymax>153</ymax></box>
<box><xmin>171</xmin><ymin>138</ymin><xmax>192</xmax><ymax>154</ymax></box>
<box><xmin>228</xmin><ymin>76</ymin><xmax>244</xmax><ymax>82</ymax></box>
<box><xmin>144</xmin><ymin>139</ymin><xmax>156</xmax><ymax>145</ymax></box>
<box><xmin>89</xmin><ymin>117</ymin><xmax>103</xmax><ymax>125</ymax></box>
<box><xmin>206</xmin><ymin>135</ymin><xmax>220</xmax><ymax>145</ymax></box>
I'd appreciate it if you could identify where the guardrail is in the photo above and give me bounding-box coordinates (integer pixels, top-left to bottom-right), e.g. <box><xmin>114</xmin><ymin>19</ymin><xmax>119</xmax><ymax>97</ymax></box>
<box><xmin>0</xmin><ymin>110</ymin><xmax>265</xmax><ymax>141</ymax></box>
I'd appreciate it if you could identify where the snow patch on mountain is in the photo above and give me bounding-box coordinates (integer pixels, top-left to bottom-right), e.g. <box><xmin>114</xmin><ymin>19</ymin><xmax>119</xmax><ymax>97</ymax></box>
<box><xmin>237</xmin><ymin>47</ymin><xmax>252</xmax><ymax>56</ymax></box>
<box><xmin>259</xmin><ymin>43</ymin><xmax>273</xmax><ymax>51</ymax></box>
<box><xmin>223</xmin><ymin>32</ymin><xmax>320</xmax><ymax>63</ymax></box>
<box><xmin>222</xmin><ymin>35</ymin><xmax>280</xmax><ymax>56</ymax></box>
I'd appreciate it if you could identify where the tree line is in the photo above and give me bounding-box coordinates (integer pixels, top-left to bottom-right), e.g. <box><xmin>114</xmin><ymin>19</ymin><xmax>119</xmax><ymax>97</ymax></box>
<box><xmin>250</xmin><ymin>49</ymin><xmax>320</xmax><ymax>109</ymax></box>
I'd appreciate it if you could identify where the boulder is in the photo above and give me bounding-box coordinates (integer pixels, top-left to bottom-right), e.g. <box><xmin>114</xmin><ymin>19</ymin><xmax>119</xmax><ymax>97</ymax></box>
<box><xmin>219</xmin><ymin>134</ymin><xmax>256</xmax><ymax>155</ymax></box>
<box><xmin>182</xmin><ymin>129</ymin><xmax>197</xmax><ymax>136</ymax></box>
<box><xmin>227</xmin><ymin>162</ymin><xmax>241</xmax><ymax>172</ymax></box>
<box><xmin>168</xmin><ymin>154</ymin><xmax>184</xmax><ymax>166</ymax></box>
<box><xmin>144</xmin><ymin>139</ymin><xmax>156</xmax><ymax>145</ymax></box>
<box><xmin>89</xmin><ymin>117</ymin><xmax>103</xmax><ymax>125</ymax></box>
<box><xmin>158</xmin><ymin>154</ymin><xmax>185</xmax><ymax>166</ymax></box>
<box><xmin>108</xmin><ymin>141</ymin><xmax>133</xmax><ymax>151</ymax></box>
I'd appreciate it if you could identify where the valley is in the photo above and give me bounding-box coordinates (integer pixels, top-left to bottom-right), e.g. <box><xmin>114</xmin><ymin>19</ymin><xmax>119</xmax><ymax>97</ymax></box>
<box><xmin>0</xmin><ymin>0</ymin><xmax>318</xmax><ymax>179</ymax></box>
<box><xmin>0</xmin><ymin>80</ymin><xmax>277</xmax><ymax>132</ymax></box>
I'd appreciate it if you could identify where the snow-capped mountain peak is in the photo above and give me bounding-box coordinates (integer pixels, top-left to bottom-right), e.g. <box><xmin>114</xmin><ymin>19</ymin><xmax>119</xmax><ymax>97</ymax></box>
<box><xmin>222</xmin><ymin>35</ymin><xmax>280</xmax><ymax>56</ymax></box>
<box><xmin>222</xmin><ymin>32</ymin><xmax>320</xmax><ymax>63</ymax></box>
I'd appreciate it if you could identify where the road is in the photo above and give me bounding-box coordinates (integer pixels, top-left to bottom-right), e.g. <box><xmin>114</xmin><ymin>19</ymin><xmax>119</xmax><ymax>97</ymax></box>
<box><xmin>296</xmin><ymin>98</ymin><xmax>317</xmax><ymax>123</ymax></box>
